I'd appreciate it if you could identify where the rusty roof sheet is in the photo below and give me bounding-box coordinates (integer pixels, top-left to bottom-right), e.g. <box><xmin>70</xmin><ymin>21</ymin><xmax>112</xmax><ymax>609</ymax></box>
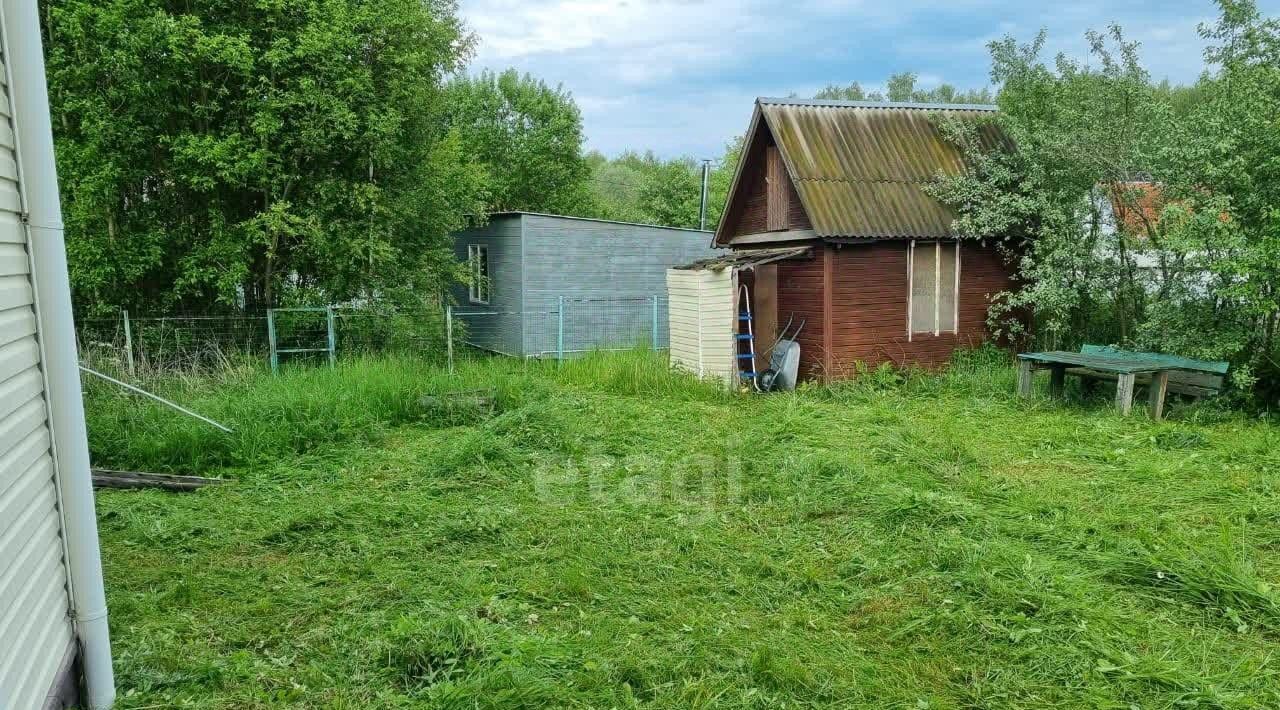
<box><xmin>756</xmin><ymin>98</ymin><xmax>1008</xmax><ymax>239</ymax></box>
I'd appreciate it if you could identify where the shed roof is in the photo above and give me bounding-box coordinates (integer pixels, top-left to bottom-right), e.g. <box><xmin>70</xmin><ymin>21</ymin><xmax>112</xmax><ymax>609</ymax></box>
<box><xmin>716</xmin><ymin>98</ymin><xmax>1011</xmax><ymax>244</ymax></box>
<box><xmin>675</xmin><ymin>246</ymin><xmax>813</xmax><ymax>272</ymax></box>
<box><xmin>484</xmin><ymin>211</ymin><xmax>713</xmax><ymax>235</ymax></box>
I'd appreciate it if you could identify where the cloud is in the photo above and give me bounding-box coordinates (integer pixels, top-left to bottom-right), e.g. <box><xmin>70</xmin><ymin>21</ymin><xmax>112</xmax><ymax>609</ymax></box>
<box><xmin>456</xmin><ymin>0</ymin><xmax>1280</xmax><ymax>157</ymax></box>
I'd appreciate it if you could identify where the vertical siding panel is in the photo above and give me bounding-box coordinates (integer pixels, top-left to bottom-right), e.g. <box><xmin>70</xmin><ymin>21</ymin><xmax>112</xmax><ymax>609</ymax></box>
<box><xmin>774</xmin><ymin>248</ymin><xmax>826</xmax><ymax>378</ymax></box>
<box><xmin>765</xmin><ymin>147</ymin><xmax>788</xmax><ymax>231</ymax></box>
<box><xmin>666</xmin><ymin>267</ymin><xmax>735</xmax><ymax>384</ymax></box>
<box><xmin>0</xmin><ymin>30</ymin><xmax>77</xmax><ymax>709</ymax></box>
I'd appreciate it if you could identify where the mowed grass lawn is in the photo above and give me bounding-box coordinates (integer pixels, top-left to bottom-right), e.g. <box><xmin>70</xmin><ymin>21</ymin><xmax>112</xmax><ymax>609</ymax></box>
<box><xmin>90</xmin><ymin>352</ymin><xmax>1280</xmax><ymax>708</ymax></box>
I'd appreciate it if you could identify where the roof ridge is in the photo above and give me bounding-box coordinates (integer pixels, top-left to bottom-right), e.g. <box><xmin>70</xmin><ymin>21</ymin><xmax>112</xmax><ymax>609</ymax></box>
<box><xmin>758</xmin><ymin>97</ymin><xmax>998</xmax><ymax>112</ymax></box>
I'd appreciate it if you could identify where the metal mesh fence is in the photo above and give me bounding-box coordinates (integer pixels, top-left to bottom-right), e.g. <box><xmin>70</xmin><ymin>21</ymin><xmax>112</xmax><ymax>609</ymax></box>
<box><xmin>76</xmin><ymin>294</ymin><xmax>670</xmax><ymax>375</ymax></box>
<box><xmin>77</xmin><ymin>312</ymin><xmax>272</xmax><ymax>373</ymax></box>
<box><xmin>454</xmin><ymin>294</ymin><xmax>669</xmax><ymax>360</ymax></box>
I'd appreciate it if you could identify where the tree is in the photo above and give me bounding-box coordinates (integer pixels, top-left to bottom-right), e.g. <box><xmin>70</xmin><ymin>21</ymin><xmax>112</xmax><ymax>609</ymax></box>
<box><xmin>929</xmin><ymin>0</ymin><xmax>1280</xmax><ymax>401</ymax></box>
<box><xmin>443</xmin><ymin>69</ymin><xmax>592</xmax><ymax>216</ymax></box>
<box><xmin>585</xmin><ymin>150</ymin><xmax>657</xmax><ymax>224</ymax></box>
<box><xmin>581</xmin><ymin>140</ymin><xmax>741</xmax><ymax>231</ymax></box>
<box><xmin>1152</xmin><ymin>0</ymin><xmax>1280</xmax><ymax>395</ymax></box>
<box><xmin>931</xmin><ymin>27</ymin><xmax>1171</xmax><ymax>347</ymax></box>
<box><xmin>814</xmin><ymin>72</ymin><xmax>994</xmax><ymax>104</ymax></box>
<box><xmin>45</xmin><ymin>0</ymin><xmax>485</xmax><ymax>313</ymax></box>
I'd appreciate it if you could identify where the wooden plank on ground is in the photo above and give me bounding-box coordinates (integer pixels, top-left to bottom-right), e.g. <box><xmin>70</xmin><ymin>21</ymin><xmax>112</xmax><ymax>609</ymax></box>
<box><xmin>92</xmin><ymin>469</ymin><xmax>225</xmax><ymax>493</ymax></box>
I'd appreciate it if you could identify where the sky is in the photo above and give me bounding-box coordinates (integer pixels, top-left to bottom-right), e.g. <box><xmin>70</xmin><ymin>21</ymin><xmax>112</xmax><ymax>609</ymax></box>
<box><xmin>458</xmin><ymin>0</ymin><xmax>1280</xmax><ymax>159</ymax></box>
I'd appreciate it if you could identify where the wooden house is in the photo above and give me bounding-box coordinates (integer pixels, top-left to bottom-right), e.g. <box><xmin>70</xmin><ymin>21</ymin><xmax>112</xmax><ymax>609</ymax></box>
<box><xmin>712</xmin><ymin>98</ymin><xmax>1019</xmax><ymax>379</ymax></box>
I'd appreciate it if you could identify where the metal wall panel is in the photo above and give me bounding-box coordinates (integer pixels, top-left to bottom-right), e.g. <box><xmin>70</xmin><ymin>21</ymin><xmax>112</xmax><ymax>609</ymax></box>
<box><xmin>519</xmin><ymin>215</ymin><xmax>718</xmax><ymax>356</ymax></box>
<box><xmin>0</xmin><ymin>31</ymin><xmax>75</xmax><ymax>710</ymax></box>
<box><xmin>450</xmin><ymin>215</ymin><xmax>525</xmax><ymax>356</ymax></box>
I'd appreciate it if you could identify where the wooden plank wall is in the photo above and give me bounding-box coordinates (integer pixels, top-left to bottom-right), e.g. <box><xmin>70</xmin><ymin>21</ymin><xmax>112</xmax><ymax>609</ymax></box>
<box><xmin>520</xmin><ymin>215</ymin><xmax>718</xmax><ymax>356</ymax></box>
<box><xmin>765</xmin><ymin>147</ymin><xmax>788</xmax><ymax>231</ymax></box>
<box><xmin>723</xmin><ymin>126</ymin><xmax>812</xmax><ymax>238</ymax></box>
<box><xmin>450</xmin><ymin>216</ymin><xmax>525</xmax><ymax>356</ymax></box>
<box><xmin>775</xmin><ymin>251</ymin><xmax>827</xmax><ymax>377</ymax></box>
<box><xmin>776</xmin><ymin>240</ymin><xmax>1014</xmax><ymax>379</ymax></box>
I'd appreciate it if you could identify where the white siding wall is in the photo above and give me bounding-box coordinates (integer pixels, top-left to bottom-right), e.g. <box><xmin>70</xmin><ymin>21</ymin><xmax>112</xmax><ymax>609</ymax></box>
<box><xmin>0</xmin><ymin>41</ymin><xmax>76</xmax><ymax>710</ymax></box>
<box><xmin>666</xmin><ymin>268</ymin><xmax>736</xmax><ymax>385</ymax></box>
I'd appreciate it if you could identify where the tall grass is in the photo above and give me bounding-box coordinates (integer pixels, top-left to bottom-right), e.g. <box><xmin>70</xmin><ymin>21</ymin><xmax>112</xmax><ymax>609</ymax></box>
<box><xmin>92</xmin><ymin>348</ymin><xmax>1280</xmax><ymax>708</ymax></box>
<box><xmin>83</xmin><ymin>349</ymin><xmax>727</xmax><ymax>474</ymax></box>
<box><xmin>85</xmin><ymin>356</ymin><xmax>491</xmax><ymax>473</ymax></box>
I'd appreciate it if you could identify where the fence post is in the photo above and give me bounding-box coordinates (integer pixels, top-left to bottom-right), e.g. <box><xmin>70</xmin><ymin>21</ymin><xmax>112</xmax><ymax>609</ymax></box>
<box><xmin>266</xmin><ymin>308</ymin><xmax>278</xmax><ymax>375</ymax></box>
<box><xmin>325</xmin><ymin>306</ymin><xmax>336</xmax><ymax>369</ymax></box>
<box><xmin>445</xmin><ymin>305</ymin><xmax>454</xmax><ymax>373</ymax></box>
<box><xmin>121</xmin><ymin>309</ymin><xmax>135</xmax><ymax>377</ymax></box>
<box><xmin>651</xmin><ymin>295</ymin><xmax>659</xmax><ymax>350</ymax></box>
<box><xmin>557</xmin><ymin>296</ymin><xmax>565</xmax><ymax>363</ymax></box>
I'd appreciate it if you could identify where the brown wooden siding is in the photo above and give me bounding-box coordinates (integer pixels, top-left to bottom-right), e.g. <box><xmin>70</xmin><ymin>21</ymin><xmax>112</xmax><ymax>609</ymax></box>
<box><xmin>737</xmin><ymin>166</ymin><xmax>768</xmax><ymax>235</ymax></box>
<box><xmin>723</xmin><ymin>123</ymin><xmax>811</xmax><ymax>239</ymax></box>
<box><xmin>789</xmin><ymin>179</ymin><xmax>811</xmax><ymax>230</ymax></box>
<box><xmin>766</xmin><ymin>147</ymin><xmax>788</xmax><ymax>231</ymax></box>
<box><xmin>774</xmin><ymin>240</ymin><xmax>1014</xmax><ymax>378</ymax></box>
<box><xmin>775</xmin><ymin>247</ymin><xmax>827</xmax><ymax>377</ymax></box>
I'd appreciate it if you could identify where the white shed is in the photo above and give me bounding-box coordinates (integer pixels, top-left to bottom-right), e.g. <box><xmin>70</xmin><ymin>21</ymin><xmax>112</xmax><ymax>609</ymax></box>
<box><xmin>666</xmin><ymin>247</ymin><xmax>811</xmax><ymax>387</ymax></box>
<box><xmin>0</xmin><ymin>2</ymin><xmax>115</xmax><ymax>709</ymax></box>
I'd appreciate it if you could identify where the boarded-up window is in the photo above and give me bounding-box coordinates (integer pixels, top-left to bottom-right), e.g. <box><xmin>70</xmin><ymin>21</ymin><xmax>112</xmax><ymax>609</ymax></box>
<box><xmin>766</xmin><ymin>146</ymin><xmax>788</xmax><ymax>231</ymax></box>
<box><xmin>910</xmin><ymin>241</ymin><xmax>960</xmax><ymax>335</ymax></box>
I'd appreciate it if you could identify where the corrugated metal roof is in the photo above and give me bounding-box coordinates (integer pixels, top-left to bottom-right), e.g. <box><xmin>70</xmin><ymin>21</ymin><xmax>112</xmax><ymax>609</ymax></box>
<box><xmin>755</xmin><ymin>98</ymin><xmax>1008</xmax><ymax>239</ymax></box>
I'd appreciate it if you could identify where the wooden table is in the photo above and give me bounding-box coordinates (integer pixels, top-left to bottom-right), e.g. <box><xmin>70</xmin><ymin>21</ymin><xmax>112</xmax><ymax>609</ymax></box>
<box><xmin>1016</xmin><ymin>351</ymin><xmax>1173</xmax><ymax>419</ymax></box>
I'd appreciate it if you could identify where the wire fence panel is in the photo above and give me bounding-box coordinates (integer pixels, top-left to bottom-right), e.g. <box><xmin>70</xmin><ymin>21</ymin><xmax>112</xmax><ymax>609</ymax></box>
<box><xmin>78</xmin><ymin>312</ymin><xmax>273</xmax><ymax>373</ymax></box>
<box><xmin>557</xmin><ymin>296</ymin><xmax>666</xmax><ymax>357</ymax></box>
<box><xmin>75</xmin><ymin>295</ymin><xmax>672</xmax><ymax>374</ymax></box>
<box><xmin>455</xmin><ymin>294</ymin><xmax>667</xmax><ymax>360</ymax></box>
<box><xmin>334</xmin><ymin>308</ymin><xmax>447</xmax><ymax>357</ymax></box>
<box><xmin>452</xmin><ymin>309</ymin><xmax>527</xmax><ymax>357</ymax></box>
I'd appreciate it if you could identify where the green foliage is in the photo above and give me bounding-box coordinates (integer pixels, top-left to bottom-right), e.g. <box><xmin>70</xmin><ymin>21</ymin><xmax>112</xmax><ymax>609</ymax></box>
<box><xmin>929</xmin><ymin>26</ymin><xmax>1170</xmax><ymax>348</ymax></box>
<box><xmin>1151</xmin><ymin>0</ymin><xmax>1280</xmax><ymax>401</ymax></box>
<box><xmin>443</xmin><ymin>69</ymin><xmax>593</xmax><ymax>215</ymax></box>
<box><xmin>45</xmin><ymin>0</ymin><xmax>486</xmax><ymax>314</ymax></box>
<box><xmin>814</xmin><ymin>71</ymin><xmax>995</xmax><ymax>104</ymax></box>
<box><xmin>93</xmin><ymin>352</ymin><xmax>1280</xmax><ymax>707</ymax></box>
<box><xmin>582</xmin><ymin>139</ymin><xmax>741</xmax><ymax>230</ymax></box>
<box><xmin>929</xmin><ymin>2</ymin><xmax>1280</xmax><ymax>403</ymax></box>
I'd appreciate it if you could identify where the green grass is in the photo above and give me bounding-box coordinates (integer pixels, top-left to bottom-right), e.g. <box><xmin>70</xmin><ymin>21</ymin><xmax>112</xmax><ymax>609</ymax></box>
<box><xmin>92</xmin><ymin>350</ymin><xmax>1280</xmax><ymax>708</ymax></box>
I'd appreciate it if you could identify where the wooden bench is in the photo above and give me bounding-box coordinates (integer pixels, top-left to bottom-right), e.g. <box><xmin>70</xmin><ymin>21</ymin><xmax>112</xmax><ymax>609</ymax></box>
<box><xmin>1069</xmin><ymin>345</ymin><xmax>1228</xmax><ymax>400</ymax></box>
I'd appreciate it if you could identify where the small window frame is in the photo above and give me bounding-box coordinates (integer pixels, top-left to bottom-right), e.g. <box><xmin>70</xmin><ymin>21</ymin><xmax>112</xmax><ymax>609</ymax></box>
<box><xmin>467</xmin><ymin>244</ymin><xmax>490</xmax><ymax>305</ymax></box>
<box><xmin>907</xmin><ymin>240</ymin><xmax>961</xmax><ymax>340</ymax></box>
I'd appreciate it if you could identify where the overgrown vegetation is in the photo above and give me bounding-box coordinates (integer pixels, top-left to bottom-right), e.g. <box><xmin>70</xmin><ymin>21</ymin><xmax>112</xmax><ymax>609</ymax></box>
<box><xmin>94</xmin><ymin>351</ymin><xmax>1280</xmax><ymax>707</ymax></box>
<box><xmin>44</xmin><ymin>0</ymin><xmax>487</xmax><ymax>313</ymax></box>
<box><xmin>930</xmin><ymin>0</ymin><xmax>1280</xmax><ymax>403</ymax></box>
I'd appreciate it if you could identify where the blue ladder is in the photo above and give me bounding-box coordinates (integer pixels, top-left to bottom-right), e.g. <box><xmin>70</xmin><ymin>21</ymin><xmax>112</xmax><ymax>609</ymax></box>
<box><xmin>737</xmin><ymin>285</ymin><xmax>757</xmax><ymax>384</ymax></box>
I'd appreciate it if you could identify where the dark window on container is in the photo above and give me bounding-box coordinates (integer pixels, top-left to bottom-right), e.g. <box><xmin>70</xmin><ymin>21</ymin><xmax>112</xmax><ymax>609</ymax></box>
<box><xmin>468</xmin><ymin>244</ymin><xmax>489</xmax><ymax>305</ymax></box>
